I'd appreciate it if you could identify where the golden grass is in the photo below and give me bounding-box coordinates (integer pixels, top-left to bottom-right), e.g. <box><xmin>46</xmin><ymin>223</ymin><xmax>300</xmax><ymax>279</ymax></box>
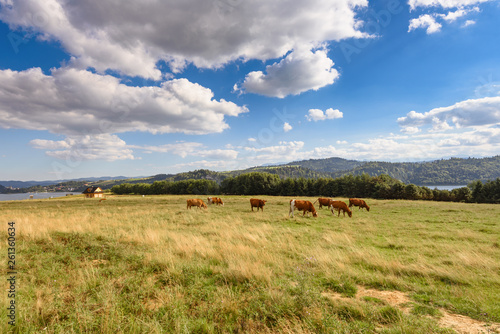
<box><xmin>0</xmin><ymin>194</ymin><xmax>499</xmax><ymax>332</ymax></box>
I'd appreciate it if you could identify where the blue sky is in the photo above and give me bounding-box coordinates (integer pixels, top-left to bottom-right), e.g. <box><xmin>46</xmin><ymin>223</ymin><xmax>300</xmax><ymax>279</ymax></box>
<box><xmin>0</xmin><ymin>0</ymin><xmax>499</xmax><ymax>181</ymax></box>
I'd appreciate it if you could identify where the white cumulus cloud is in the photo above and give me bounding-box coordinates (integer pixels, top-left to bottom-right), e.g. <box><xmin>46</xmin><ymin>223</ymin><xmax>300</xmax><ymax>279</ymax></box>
<box><xmin>462</xmin><ymin>19</ymin><xmax>476</xmax><ymax>27</ymax></box>
<box><xmin>408</xmin><ymin>0</ymin><xmax>488</xmax><ymax>33</ymax></box>
<box><xmin>0</xmin><ymin>0</ymin><xmax>369</xmax><ymax>78</ymax></box>
<box><xmin>0</xmin><ymin>67</ymin><xmax>248</xmax><ymax>161</ymax></box>
<box><xmin>30</xmin><ymin>134</ymin><xmax>135</xmax><ymax>161</ymax></box>
<box><xmin>239</xmin><ymin>48</ymin><xmax>340</xmax><ymax>98</ymax></box>
<box><xmin>408</xmin><ymin>14</ymin><xmax>443</xmax><ymax>34</ymax></box>
<box><xmin>0</xmin><ymin>67</ymin><xmax>248</xmax><ymax>136</ymax></box>
<box><xmin>306</xmin><ymin>108</ymin><xmax>343</xmax><ymax>121</ymax></box>
<box><xmin>397</xmin><ymin>96</ymin><xmax>500</xmax><ymax>131</ymax></box>
<box><xmin>409</xmin><ymin>0</ymin><xmax>491</xmax><ymax>10</ymax></box>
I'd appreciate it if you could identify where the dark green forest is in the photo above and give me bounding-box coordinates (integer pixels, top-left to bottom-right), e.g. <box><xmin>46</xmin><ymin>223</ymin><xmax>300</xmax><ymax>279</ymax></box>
<box><xmin>284</xmin><ymin>156</ymin><xmax>500</xmax><ymax>185</ymax></box>
<box><xmin>111</xmin><ymin>172</ymin><xmax>500</xmax><ymax>204</ymax></box>
<box><xmin>330</xmin><ymin>157</ymin><xmax>500</xmax><ymax>185</ymax></box>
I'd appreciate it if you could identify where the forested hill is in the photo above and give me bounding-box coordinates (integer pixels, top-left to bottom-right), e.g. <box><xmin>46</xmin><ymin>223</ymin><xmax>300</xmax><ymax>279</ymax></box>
<box><xmin>281</xmin><ymin>156</ymin><xmax>500</xmax><ymax>185</ymax></box>
<box><xmin>284</xmin><ymin>157</ymin><xmax>364</xmax><ymax>173</ymax></box>
<box><xmin>159</xmin><ymin>156</ymin><xmax>500</xmax><ymax>185</ymax></box>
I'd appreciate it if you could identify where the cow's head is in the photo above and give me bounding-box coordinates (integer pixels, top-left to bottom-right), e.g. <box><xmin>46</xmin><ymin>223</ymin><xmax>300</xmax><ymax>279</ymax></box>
<box><xmin>366</xmin><ymin>206</ymin><xmax>370</xmax><ymax>212</ymax></box>
<box><xmin>202</xmin><ymin>202</ymin><xmax>207</xmax><ymax>209</ymax></box>
<box><xmin>348</xmin><ymin>211</ymin><xmax>352</xmax><ymax>217</ymax></box>
<box><xmin>313</xmin><ymin>211</ymin><xmax>318</xmax><ymax>217</ymax></box>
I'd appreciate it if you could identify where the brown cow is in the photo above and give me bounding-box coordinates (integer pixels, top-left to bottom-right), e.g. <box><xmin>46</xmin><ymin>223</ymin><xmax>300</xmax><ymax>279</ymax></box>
<box><xmin>349</xmin><ymin>198</ymin><xmax>370</xmax><ymax>211</ymax></box>
<box><xmin>314</xmin><ymin>197</ymin><xmax>333</xmax><ymax>209</ymax></box>
<box><xmin>207</xmin><ymin>197</ymin><xmax>224</xmax><ymax>206</ymax></box>
<box><xmin>250</xmin><ymin>198</ymin><xmax>266</xmax><ymax>212</ymax></box>
<box><xmin>329</xmin><ymin>200</ymin><xmax>352</xmax><ymax>218</ymax></box>
<box><xmin>187</xmin><ymin>199</ymin><xmax>207</xmax><ymax>209</ymax></box>
<box><xmin>289</xmin><ymin>199</ymin><xmax>318</xmax><ymax>218</ymax></box>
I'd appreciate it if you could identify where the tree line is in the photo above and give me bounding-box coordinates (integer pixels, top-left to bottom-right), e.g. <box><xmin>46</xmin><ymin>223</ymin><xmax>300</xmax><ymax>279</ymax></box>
<box><xmin>111</xmin><ymin>172</ymin><xmax>500</xmax><ymax>204</ymax></box>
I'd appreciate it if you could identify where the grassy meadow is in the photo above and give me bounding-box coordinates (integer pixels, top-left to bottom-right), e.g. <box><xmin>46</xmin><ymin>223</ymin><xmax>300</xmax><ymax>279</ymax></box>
<box><xmin>1</xmin><ymin>195</ymin><xmax>499</xmax><ymax>333</ymax></box>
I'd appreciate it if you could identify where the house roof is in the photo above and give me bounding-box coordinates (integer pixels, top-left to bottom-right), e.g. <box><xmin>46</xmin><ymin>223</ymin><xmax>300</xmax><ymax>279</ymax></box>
<box><xmin>82</xmin><ymin>186</ymin><xmax>103</xmax><ymax>194</ymax></box>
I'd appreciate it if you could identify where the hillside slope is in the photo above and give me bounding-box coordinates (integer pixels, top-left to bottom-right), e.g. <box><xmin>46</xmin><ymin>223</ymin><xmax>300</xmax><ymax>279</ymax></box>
<box><xmin>325</xmin><ymin>156</ymin><xmax>500</xmax><ymax>185</ymax></box>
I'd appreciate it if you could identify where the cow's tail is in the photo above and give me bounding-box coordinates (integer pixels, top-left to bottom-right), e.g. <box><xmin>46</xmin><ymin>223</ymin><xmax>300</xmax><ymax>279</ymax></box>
<box><xmin>289</xmin><ymin>199</ymin><xmax>295</xmax><ymax>218</ymax></box>
<box><xmin>313</xmin><ymin>199</ymin><xmax>318</xmax><ymax>205</ymax></box>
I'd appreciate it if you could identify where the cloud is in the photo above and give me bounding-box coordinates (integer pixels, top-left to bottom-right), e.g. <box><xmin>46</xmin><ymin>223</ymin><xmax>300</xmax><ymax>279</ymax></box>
<box><xmin>0</xmin><ymin>67</ymin><xmax>248</xmax><ymax>161</ymax></box>
<box><xmin>171</xmin><ymin>160</ymin><xmax>240</xmax><ymax>172</ymax></box>
<box><xmin>157</xmin><ymin>124</ymin><xmax>500</xmax><ymax>170</ymax></box>
<box><xmin>239</xmin><ymin>48</ymin><xmax>340</xmax><ymax>98</ymax></box>
<box><xmin>131</xmin><ymin>142</ymin><xmax>204</xmax><ymax>158</ymax></box>
<box><xmin>352</xmin><ymin>126</ymin><xmax>500</xmax><ymax>160</ymax></box>
<box><xmin>409</xmin><ymin>0</ymin><xmax>491</xmax><ymax>10</ymax></box>
<box><xmin>245</xmin><ymin>141</ymin><xmax>305</xmax><ymax>154</ymax></box>
<box><xmin>30</xmin><ymin>137</ymin><xmax>240</xmax><ymax>162</ymax></box>
<box><xmin>400</xmin><ymin>126</ymin><xmax>421</xmax><ymax>134</ymax></box>
<box><xmin>408</xmin><ymin>1</ymin><xmax>486</xmax><ymax>33</ymax></box>
<box><xmin>408</xmin><ymin>14</ymin><xmax>443</xmax><ymax>34</ymax></box>
<box><xmin>440</xmin><ymin>8</ymin><xmax>475</xmax><ymax>22</ymax></box>
<box><xmin>196</xmin><ymin>149</ymin><xmax>239</xmax><ymax>160</ymax></box>
<box><xmin>397</xmin><ymin>96</ymin><xmax>500</xmax><ymax>131</ymax></box>
<box><xmin>283</xmin><ymin>122</ymin><xmax>293</xmax><ymax>132</ymax></box>
<box><xmin>0</xmin><ymin>0</ymin><xmax>369</xmax><ymax>78</ymax></box>
<box><xmin>462</xmin><ymin>19</ymin><xmax>476</xmax><ymax>27</ymax></box>
<box><xmin>0</xmin><ymin>67</ymin><xmax>248</xmax><ymax>136</ymax></box>
<box><xmin>129</xmin><ymin>142</ymin><xmax>239</xmax><ymax>160</ymax></box>
<box><xmin>30</xmin><ymin>134</ymin><xmax>135</xmax><ymax>161</ymax></box>
<box><xmin>306</xmin><ymin>108</ymin><xmax>343</xmax><ymax>121</ymax></box>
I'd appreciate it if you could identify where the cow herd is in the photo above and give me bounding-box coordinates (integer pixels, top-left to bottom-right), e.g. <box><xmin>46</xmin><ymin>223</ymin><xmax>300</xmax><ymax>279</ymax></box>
<box><xmin>186</xmin><ymin>197</ymin><xmax>370</xmax><ymax>218</ymax></box>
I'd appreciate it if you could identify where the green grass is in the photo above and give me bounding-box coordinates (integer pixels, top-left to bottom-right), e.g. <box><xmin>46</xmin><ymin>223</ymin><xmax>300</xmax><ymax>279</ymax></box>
<box><xmin>1</xmin><ymin>195</ymin><xmax>499</xmax><ymax>333</ymax></box>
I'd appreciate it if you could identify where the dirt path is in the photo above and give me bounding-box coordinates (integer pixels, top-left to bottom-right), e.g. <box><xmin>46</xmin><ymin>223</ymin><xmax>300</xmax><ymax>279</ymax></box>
<box><xmin>322</xmin><ymin>286</ymin><xmax>500</xmax><ymax>333</ymax></box>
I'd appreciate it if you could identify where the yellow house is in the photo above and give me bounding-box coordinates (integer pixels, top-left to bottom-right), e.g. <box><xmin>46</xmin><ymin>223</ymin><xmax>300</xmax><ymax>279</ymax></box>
<box><xmin>82</xmin><ymin>186</ymin><xmax>104</xmax><ymax>198</ymax></box>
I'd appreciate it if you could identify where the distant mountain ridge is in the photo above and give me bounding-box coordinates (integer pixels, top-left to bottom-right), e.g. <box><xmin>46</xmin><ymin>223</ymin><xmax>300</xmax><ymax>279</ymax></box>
<box><xmin>0</xmin><ymin>176</ymin><xmax>131</xmax><ymax>189</ymax></box>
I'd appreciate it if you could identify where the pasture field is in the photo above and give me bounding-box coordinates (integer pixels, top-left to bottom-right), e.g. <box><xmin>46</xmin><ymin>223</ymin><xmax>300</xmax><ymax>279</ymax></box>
<box><xmin>1</xmin><ymin>195</ymin><xmax>499</xmax><ymax>333</ymax></box>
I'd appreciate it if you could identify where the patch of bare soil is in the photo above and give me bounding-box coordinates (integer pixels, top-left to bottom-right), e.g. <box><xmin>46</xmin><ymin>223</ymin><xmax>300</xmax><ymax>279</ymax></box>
<box><xmin>322</xmin><ymin>286</ymin><xmax>500</xmax><ymax>333</ymax></box>
<box><xmin>438</xmin><ymin>311</ymin><xmax>500</xmax><ymax>334</ymax></box>
<box><xmin>356</xmin><ymin>287</ymin><xmax>412</xmax><ymax>314</ymax></box>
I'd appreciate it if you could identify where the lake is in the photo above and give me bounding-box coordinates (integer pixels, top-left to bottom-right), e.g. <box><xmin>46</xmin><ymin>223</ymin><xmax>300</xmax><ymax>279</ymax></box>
<box><xmin>0</xmin><ymin>192</ymin><xmax>82</xmax><ymax>201</ymax></box>
<box><xmin>420</xmin><ymin>185</ymin><xmax>468</xmax><ymax>191</ymax></box>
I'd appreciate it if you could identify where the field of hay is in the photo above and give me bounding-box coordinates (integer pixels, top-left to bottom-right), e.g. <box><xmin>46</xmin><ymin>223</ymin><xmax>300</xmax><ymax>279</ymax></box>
<box><xmin>1</xmin><ymin>195</ymin><xmax>499</xmax><ymax>333</ymax></box>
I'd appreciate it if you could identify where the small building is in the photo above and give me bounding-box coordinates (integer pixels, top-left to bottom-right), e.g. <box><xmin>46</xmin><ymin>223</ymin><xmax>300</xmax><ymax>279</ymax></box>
<box><xmin>82</xmin><ymin>186</ymin><xmax>104</xmax><ymax>198</ymax></box>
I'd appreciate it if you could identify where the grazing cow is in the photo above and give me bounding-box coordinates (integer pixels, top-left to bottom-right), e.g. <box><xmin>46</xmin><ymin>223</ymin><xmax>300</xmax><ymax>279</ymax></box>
<box><xmin>289</xmin><ymin>199</ymin><xmax>318</xmax><ymax>218</ymax></box>
<box><xmin>208</xmin><ymin>197</ymin><xmax>223</xmax><ymax>205</ymax></box>
<box><xmin>314</xmin><ymin>197</ymin><xmax>333</xmax><ymax>209</ymax></box>
<box><xmin>250</xmin><ymin>198</ymin><xmax>266</xmax><ymax>212</ymax></box>
<box><xmin>213</xmin><ymin>197</ymin><xmax>224</xmax><ymax>206</ymax></box>
<box><xmin>187</xmin><ymin>199</ymin><xmax>207</xmax><ymax>209</ymax></box>
<box><xmin>349</xmin><ymin>198</ymin><xmax>370</xmax><ymax>211</ymax></box>
<box><xmin>329</xmin><ymin>200</ymin><xmax>352</xmax><ymax>218</ymax></box>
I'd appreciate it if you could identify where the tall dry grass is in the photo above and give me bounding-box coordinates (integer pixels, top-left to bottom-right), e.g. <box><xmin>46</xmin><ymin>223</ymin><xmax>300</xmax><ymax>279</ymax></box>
<box><xmin>0</xmin><ymin>194</ymin><xmax>499</xmax><ymax>333</ymax></box>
